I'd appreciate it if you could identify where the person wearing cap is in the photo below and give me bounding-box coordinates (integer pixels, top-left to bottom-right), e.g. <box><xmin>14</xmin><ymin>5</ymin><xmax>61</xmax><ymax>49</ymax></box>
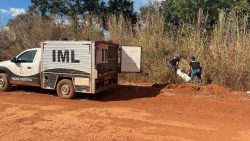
<box><xmin>189</xmin><ymin>56</ymin><xmax>202</xmax><ymax>84</ymax></box>
<box><xmin>169</xmin><ymin>55</ymin><xmax>182</xmax><ymax>72</ymax></box>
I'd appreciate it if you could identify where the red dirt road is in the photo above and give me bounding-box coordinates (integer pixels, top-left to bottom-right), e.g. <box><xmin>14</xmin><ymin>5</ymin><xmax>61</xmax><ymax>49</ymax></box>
<box><xmin>0</xmin><ymin>83</ymin><xmax>250</xmax><ymax>141</ymax></box>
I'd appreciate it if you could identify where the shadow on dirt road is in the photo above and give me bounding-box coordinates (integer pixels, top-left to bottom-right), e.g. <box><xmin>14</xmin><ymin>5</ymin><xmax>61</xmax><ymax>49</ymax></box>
<box><xmin>90</xmin><ymin>85</ymin><xmax>165</xmax><ymax>102</ymax></box>
<box><xmin>8</xmin><ymin>84</ymin><xmax>168</xmax><ymax>101</ymax></box>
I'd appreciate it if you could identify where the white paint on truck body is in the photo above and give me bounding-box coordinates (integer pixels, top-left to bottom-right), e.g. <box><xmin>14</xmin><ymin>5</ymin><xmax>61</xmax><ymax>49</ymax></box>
<box><xmin>6</xmin><ymin>48</ymin><xmax>41</xmax><ymax>77</ymax></box>
<box><xmin>41</xmin><ymin>41</ymin><xmax>92</xmax><ymax>74</ymax></box>
<box><xmin>41</xmin><ymin>41</ymin><xmax>93</xmax><ymax>93</ymax></box>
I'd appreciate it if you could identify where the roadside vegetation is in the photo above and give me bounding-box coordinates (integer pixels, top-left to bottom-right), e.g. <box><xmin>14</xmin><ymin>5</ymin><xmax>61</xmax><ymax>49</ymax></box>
<box><xmin>0</xmin><ymin>0</ymin><xmax>249</xmax><ymax>91</ymax></box>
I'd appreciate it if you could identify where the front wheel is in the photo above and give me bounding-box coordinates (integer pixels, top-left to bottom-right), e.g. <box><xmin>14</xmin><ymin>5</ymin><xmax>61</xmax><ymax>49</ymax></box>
<box><xmin>0</xmin><ymin>73</ymin><xmax>12</xmax><ymax>92</ymax></box>
<box><xmin>56</xmin><ymin>79</ymin><xmax>76</xmax><ymax>99</ymax></box>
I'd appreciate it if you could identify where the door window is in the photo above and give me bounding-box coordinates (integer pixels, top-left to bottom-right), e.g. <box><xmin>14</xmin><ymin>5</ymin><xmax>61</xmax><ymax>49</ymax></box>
<box><xmin>17</xmin><ymin>50</ymin><xmax>37</xmax><ymax>63</ymax></box>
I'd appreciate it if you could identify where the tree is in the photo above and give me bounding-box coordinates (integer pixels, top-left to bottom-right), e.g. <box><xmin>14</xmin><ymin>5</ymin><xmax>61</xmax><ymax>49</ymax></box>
<box><xmin>162</xmin><ymin>0</ymin><xmax>202</xmax><ymax>25</ymax></box>
<box><xmin>29</xmin><ymin>0</ymin><xmax>137</xmax><ymax>32</ymax></box>
<box><xmin>29</xmin><ymin>0</ymin><xmax>103</xmax><ymax>35</ymax></box>
<box><xmin>29</xmin><ymin>0</ymin><xmax>102</xmax><ymax>17</ymax></box>
<box><xmin>160</xmin><ymin>0</ymin><xmax>250</xmax><ymax>26</ymax></box>
<box><xmin>107</xmin><ymin>0</ymin><xmax>137</xmax><ymax>24</ymax></box>
<box><xmin>202</xmin><ymin>0</ymin><xmax>250</xmax><ymax>26</ymax></box>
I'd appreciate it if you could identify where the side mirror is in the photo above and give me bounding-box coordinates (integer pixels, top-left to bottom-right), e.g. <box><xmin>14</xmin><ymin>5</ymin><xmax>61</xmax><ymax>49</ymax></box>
<box><xmin>11</xmin><ymin>58</ymin><xmax>17</xmax><ymax>63</ymax></box>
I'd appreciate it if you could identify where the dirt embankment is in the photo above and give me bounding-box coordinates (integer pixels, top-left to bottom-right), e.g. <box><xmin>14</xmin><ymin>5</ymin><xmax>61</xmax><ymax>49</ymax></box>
<box><xmin>0</xmin><ymin>83</ymin><xmax>249</xmax><ymax>141</ymax></box>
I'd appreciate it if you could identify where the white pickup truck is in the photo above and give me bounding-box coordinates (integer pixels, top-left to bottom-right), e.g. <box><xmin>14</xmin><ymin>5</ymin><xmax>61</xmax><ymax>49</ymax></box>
<box><xmin>0</xmin><ymin>41</ymin><xmax>141</xmax><ymax>99</ymax></box>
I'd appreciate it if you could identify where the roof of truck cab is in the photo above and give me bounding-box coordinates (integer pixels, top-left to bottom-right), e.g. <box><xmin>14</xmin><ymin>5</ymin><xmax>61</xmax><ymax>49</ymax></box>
<box><xmin>27</xmin><ymin>48</ymin><xmax>41</xmax><ymax>51</ymax></box>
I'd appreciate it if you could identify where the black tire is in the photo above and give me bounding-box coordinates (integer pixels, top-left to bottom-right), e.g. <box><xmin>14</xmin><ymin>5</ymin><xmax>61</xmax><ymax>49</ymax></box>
<box><xmin>0</xmin><ymin>73</ymin><xmax>12</xmax><ymax>92</ymax></box>
<box><xmin>56</xmin><ymin>79</ymin><xmax>76</xmax><ymax>99</ymax></box>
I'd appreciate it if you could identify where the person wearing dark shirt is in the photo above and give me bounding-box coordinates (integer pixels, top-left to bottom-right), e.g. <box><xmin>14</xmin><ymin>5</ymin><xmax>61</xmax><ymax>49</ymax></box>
<box><xmin>189</xmin><ymin>56</ymin><xmax>202</xmax><ymax>84</ymax></box>
<box><xmin>169</xmin><ymin>55</ymin><xmax>182</xmax><ymax>71</ymax></box>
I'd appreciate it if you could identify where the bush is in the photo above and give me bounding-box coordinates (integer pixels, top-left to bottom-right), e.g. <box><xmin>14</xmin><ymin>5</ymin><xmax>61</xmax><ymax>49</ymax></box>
<box><xmin>108</xmin><ymin>11</ymin><xmax>249</xmax><ymax>91</ymax></box>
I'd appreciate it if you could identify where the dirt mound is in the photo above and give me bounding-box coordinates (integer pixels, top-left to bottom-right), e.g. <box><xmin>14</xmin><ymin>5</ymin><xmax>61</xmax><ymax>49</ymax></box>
<box><xmin>123</xmin><ymin>82</ymin><xmax>242</xmax><ymax>98</ymax></box>
<box><xmin>163</xmin><ymin>83</ymin><xmax>233</xmax><ymax>97</ymax></box>
<box><xmin>204</xmin><ymin>84</ymin><xmax>232</xmax><ymax>95</ymax></box>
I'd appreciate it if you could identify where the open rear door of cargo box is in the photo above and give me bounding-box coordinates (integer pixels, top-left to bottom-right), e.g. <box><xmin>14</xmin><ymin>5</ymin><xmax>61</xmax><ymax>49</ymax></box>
<box><xmin>121</xmin><ymin>46</ymin><xmax>141</xmax><ymax>73</ymax></box>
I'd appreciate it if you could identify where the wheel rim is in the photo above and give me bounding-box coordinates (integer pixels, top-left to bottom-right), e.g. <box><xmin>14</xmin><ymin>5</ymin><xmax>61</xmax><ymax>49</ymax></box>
<box><xmin>0</xmin><ymin>77</ymin><xmax>5</xmax><ymax>88</ymax></box>
<box><xmin>61</xmin><ymin>85</ymin><xmax>70</xmax><ymax>95</ymax></box>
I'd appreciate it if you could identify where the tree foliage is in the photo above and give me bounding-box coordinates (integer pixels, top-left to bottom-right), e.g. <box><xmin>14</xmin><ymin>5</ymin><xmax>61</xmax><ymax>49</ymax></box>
<box><xmin>29</xmin><ymin>0</ymin><xmax>102</xmax><ymax>17</ymax></box>
<box><xmin>141</xmin><ymin>0</ymin><xmax>250</xmax><ymax>26</ymax></box>
<box><xmin>107</xmin><ymin>0</ymin><xmax>137</xmax><ymax>24</ymax></box>
<box><xmin>29</xmin><ymin>0</ymin><xmax>137</xmax><ymax>29</ymax></box>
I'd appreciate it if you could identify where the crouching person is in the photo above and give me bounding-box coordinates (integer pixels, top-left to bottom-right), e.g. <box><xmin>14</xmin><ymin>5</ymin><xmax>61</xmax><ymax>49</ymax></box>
<box><xmin>168</xmin><ymin>55</ymin><xmax>182</xmax><ymax>72</ymax></box>
<box><xmin>189</xmin><ymin>56</ymin><xmax>202</xmax><ymax>84</ymax></box>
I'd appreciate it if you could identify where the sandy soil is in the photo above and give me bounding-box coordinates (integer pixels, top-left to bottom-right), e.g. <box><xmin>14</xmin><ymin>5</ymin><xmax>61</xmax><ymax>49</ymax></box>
<box><xmin>0</xmin><ymin>83</ymin><xmax>250</xmax><ymax>141</ymax></box>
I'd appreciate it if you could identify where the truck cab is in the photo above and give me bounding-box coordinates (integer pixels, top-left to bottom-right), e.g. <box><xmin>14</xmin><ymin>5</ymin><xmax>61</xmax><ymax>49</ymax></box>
<box><xmin>0</xmin><ymin>48</ymin><xmax>41</xmax><ymax>88</ymax></box>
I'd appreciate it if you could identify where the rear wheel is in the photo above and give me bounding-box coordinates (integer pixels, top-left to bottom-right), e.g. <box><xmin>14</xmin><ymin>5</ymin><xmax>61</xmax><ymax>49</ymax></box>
<box><xmin>56</xmin><ymin>79</ymin><xmax>76</xmax><ymax>99</ymax></box>
<box><xmin>0</xmin><ymin>73</ymin><xmax>12</xmax><ymax>92</ymax></box>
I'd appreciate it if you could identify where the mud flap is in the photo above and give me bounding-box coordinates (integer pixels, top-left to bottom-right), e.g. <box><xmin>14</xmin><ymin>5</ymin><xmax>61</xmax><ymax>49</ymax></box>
<box><xmin>177</xmin><ymin>69</ymin><xmax>190</xmax><ymax>82</ymax></box>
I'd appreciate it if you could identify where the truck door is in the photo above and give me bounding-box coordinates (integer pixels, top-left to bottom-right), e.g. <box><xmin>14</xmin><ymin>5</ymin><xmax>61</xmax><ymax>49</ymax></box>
<box><xmin>121</xmin><ymin>46</ymin><xmax>142</xmax><ymax>73</ymax></box>
<box><xmin>9</xmin><ymin>49</ymin><xmax>40</xmax><ymax>86</ymax></box>
<box><xmin>16</xmin><ymin>50</ymin><xmax>37</xmax><ymax>75</ymax></box>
